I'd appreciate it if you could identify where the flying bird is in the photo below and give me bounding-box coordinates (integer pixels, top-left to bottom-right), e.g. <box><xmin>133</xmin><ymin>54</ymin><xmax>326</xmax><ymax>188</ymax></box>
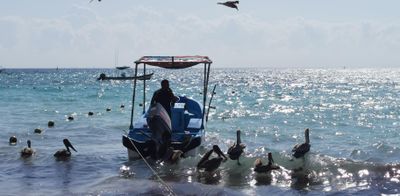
<box><xmin>89</xmin><ymin>0</ymin><xmax>101</xmax><ymax>3</ymax></box>
<box><xmin>217</xmin><ymin>1</ymin><xmax>239</xmax><ymax>10</ymax></box>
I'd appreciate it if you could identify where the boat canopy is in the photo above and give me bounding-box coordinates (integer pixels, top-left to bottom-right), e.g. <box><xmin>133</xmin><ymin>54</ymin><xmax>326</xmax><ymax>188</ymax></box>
<box><xmin>129</xmin><ymin>55</ymin><xmax>212</xmax><ymax>130</ymax></box>
<box><xmin>135</xmin><ymin>56</ymin><xmax>212</xmax><ymax>69</ymax></box>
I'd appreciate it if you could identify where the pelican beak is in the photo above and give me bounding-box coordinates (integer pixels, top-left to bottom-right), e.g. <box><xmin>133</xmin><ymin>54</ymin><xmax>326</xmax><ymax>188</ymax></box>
<box><xmin>213</xmin><ymin>145</ymin><xmax>227</xmax><ymax>160</ymax></box>
<box><xmin>64</xmin><ymin>139</ymin><xmax>77</xmax><ymax>152</ymax></box>
<box><xmin>268</xmin><ymin>152</ymin><xmax>274</xmax><ymax>164</ymax></box>
<box><xmin>27</xmin><ymin>140</ymin><xmax>31</xmax><ymax>148</ymax></box>
<box><xmin>236</xmin><ymin>129</ymin><xmax>241</xmax><ymax>144</ymax></box>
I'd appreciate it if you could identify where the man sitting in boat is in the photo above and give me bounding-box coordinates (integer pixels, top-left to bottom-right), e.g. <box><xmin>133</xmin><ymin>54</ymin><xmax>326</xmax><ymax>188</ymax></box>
<box><xmin>150</xmin><ymin>79</ymin><xmax>178</xmax><ymax>117</ymax></box>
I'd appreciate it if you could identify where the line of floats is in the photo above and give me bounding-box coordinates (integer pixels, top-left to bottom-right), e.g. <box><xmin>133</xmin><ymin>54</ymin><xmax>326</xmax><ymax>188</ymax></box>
<box><xmin>7</xmin><ymin>103</ymin><xmax>128</xmax><ymax>160</ymax></box>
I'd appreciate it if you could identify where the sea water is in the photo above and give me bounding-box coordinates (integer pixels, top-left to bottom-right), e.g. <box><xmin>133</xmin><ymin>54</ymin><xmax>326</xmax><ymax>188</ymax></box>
<box><xmin>0</xmin><ymin>68</ymin><xmax>399</xmax><ymax>195</ymax></box>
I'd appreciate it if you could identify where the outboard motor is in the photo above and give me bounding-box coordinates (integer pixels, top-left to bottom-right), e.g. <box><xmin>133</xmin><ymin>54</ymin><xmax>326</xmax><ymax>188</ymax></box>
<box><xmin>146</xmin><ymin>103</ymin><xmax>172</xmax><ymax>159</ymax></box>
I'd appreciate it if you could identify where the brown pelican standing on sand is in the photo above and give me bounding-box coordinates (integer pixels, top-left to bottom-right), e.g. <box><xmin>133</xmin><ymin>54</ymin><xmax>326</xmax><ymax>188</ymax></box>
<box><xmin>254</xmin><ymin>152</ymin><xmax>280</xmax><ymax>173</ymax></box>
<box><xmin>21</xmin><ymin>140</ymin><xmax>34</xmax><ymax>157</ymax></box>
<box><xmin>227</xmin><ymin>130</ymin><xmax>246</xmax><ymax>165</ymax></box>
<box><xmin>197</xmin><ymin>145</ymin><xmax>227</xmax><ymax>172</ymax></box>
<box><xmin>54</xmin><ymin>139</ymin><xmax>77</xmax><ymax>158</ymax></box>
<box><xmin>292</xmin><ymin>129</ymin><xmax>311</xmax><ymax>158</ymax></box>
<box><xmin>217</xmin><ymin>1</ymin><xmax>239</xmax><ymax>10</ymax></box>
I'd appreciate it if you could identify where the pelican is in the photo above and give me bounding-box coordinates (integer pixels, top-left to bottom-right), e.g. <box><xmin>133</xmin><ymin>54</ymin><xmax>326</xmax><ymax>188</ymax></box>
<box><xmin>217</xmin><ymin>1</ymin><xmax>239</xmax><ymax>10</ymax></box>
<box><xmin>254</xmin><ymin>152</ymin><xmax>280</xmax><ymax>173</ymax></box>
<box><xmin>54</xmin><ymin>139</ymin><xmax>77</xmax><ymax>158</ymax></box>
<box><xmin>197</xmin><ymin>145</ymin><xmax>227</xmax><ymax>172</ymax></box>
<box><xmin>292</xmin><ymin>129</ymin><xmax>311</xmax><ymax>158</ymax></box>
<box><xmin>21</xmin><ymin>140</ymin><xmax>34</xmax><ymax>157</ymax></box>
<box><xmin>9</xmin><ymin>136</ymin><xmax>17</xmax><ymax>145</ymax></box>
<box><xmin>227</xmin><ymin>129</ymin><xmax>246</xmax><ymax>165</ymax></box>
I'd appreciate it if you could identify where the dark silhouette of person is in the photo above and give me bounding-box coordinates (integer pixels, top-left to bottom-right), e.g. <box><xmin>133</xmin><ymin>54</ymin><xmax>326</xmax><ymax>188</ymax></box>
<box><xmin>151</xmin><ymin>79</ymin><xmax>178</xmax><ymax>116</ymax></box>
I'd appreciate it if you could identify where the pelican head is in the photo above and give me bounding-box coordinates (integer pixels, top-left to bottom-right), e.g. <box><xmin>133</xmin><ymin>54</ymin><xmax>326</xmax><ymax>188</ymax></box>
<box><xmin>63</xmin><ymin>139</ymin><xmax>77</xmax><ymax>153</ymax></box>
<box><xmin>268</xmin><ymin>152</ymin><xmax>274</xmax><ymax>165</ymax></box>
<box><xmin>213</xmin><ymin>145</ymin><xmax>227</xmax><ymax>159</ymax></box>
<box><xmin>305</xmin><ymin>129</ymin><xmax>310</xmax><ymax>144</ymax></box>
<box><xmin>236</xmin><ymin>129</ymin><xmax>241</xmax><ymax>144</ymax></box>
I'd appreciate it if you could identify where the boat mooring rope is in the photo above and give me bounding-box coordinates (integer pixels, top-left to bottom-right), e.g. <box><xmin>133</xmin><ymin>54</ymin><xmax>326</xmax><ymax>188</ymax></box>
<box><xmin>126</xmin><ymin>135</ymin><xmax>177</xmax><ymax>196</ymax></box>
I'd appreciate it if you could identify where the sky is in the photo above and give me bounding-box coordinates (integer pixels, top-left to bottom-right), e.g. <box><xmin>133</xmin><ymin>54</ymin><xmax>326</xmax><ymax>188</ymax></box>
<box><xmin>1</xmin><ymin>0</ymin><xmax>400</xmax><ymax>68</ymax></box>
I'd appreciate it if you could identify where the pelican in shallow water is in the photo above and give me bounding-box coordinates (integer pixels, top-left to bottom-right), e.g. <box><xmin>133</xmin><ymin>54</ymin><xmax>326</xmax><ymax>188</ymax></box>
<box><xmin>217</xmin><ymin>1</ymin><xmax>239</xmax><ymax>10</ymax></box>
<box><xmin>254</xmin><ymin>152</ymin><xmax>280</xmax><ymax>173</ymax></box>
<box><xmin>54</xmin><ymin>139</ymin><xmax>77</xmax><ymax>158</ymax></box>
<box><xmin>21</xmin><ymin>140</ymin><xmax>34</xmax><ymax>157</ymax></box>
<box><xmin>197</xmin><ymin>145</ymin><xmax>227</xmax><ymax>172</ymax></box>
<box><xmin>292</xmin><ymin>129</ymin><xmax>311</xmax><ymax>158</ymax></box>
<box><xmin>227</xmin><ymin>129</ymin><xmax>246</xmax><ymax>165</ymax></box>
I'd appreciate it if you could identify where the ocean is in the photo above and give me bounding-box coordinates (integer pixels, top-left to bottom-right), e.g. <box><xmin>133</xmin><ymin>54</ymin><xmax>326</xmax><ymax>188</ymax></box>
<box><xmin>0</xmin><ymin>68</ymin><xmax>399</xmax><ymax>195</ymax></box>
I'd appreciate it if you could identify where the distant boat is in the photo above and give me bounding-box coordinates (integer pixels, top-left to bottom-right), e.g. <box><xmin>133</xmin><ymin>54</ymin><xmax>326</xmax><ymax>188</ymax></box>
<box><xmin>116</xmin><ymin>66</ymin><xmax>130</xmax><ymax>70</ymax></box>
<box><xmin>113</xmin><ymin>49</ymin><xmax>130</xmax><ymax>70</ymax></box>
<box><xmin>97</xmin><ymin>72</ymin><xmax>153</xmax><ymax>81</ymax></box>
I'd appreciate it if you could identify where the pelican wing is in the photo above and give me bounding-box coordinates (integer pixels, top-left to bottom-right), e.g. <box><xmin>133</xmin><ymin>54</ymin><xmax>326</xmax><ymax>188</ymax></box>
<box><xmin>202</xmin><ymin>158</ymin><xmax>223</xmax><ymax>172</ymax></box>
<box><xmin>292</xmin><ymin>143</ymin><xmax>311</xmax><ymax>158</ymax></box>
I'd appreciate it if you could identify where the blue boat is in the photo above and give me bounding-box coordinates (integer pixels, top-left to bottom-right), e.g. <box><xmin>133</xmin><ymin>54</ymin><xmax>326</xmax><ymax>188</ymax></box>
<box><xmin>122</xmin><ymin>56</ymin><xmax>214</xmax><ymax>160</ymax></box>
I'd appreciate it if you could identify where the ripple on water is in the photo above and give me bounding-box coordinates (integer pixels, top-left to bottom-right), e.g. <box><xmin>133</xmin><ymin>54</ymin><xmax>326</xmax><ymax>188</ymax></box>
<box><xmin>1</xmin><ymin>68</ymin><xmax>400</xmax><ymax>195</ymax></box>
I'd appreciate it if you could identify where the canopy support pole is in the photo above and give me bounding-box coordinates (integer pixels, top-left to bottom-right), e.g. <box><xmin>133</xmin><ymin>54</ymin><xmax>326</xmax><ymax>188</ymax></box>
<box><xmin>143</xmin><ymin>64</ymin><xmax>146</xmax><ymax>114</ymax></box>
<box><xmin>129</xmin><ymin>63</ymin><xmax>139</xmax><ymax>130</ymax></box>
<box><xmin>201</xmin><ymin>63</ymin><xmax>209</xmax><ymax>128</ymax></box>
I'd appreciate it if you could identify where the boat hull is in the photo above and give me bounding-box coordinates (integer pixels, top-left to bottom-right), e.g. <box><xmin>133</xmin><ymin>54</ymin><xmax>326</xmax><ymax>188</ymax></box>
<box><xmin>122</xmin><ymin>96</ymin><xmax>205</xmax><ymax>160</ymax></box>
<box><xmin>122</xmin><ymin>134</ymin><xmax>202</xmax><ymax>160</ymax></box>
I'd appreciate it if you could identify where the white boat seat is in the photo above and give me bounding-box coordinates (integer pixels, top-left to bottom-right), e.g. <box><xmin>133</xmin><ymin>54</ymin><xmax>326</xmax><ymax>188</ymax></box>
<box><xmin>187</xmin><ymin>118</ymin><xmax>202</xmax><ymax>129</ymax></box>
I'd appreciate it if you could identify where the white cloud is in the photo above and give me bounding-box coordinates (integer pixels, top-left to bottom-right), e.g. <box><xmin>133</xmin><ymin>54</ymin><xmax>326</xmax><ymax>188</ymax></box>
<box><xmin>1</xmin><ymin>6</ymin><xmax>400</xmax><ymax>68</ymax></box>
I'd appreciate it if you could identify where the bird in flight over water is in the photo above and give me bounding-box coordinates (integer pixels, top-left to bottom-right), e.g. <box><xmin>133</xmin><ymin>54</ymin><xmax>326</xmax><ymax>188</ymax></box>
<box><xmin>217</xmin><ymin>1</ymin><xmax>239</xmax><ymax>10</ymax></box>
<box><xmin>89</xmin><ymin>0</ymin><xmax>101</xmax><ymax>3</ymax></box>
